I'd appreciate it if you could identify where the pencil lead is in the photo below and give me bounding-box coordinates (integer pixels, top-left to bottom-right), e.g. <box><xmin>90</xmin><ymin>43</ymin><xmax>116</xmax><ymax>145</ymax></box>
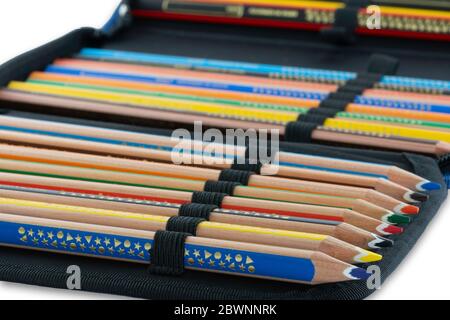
<box><xmin>417</xmin><ymin>181</ymin><xmax>441</xmax><ymax>192</ymax></box>
<box><xmin>368</xmin><ymin>234</ymin><xmax>394</xmax><ymax>249</ymax></box>
<box><xmin>377</xmin><ymin>223</ymin><xmax>403</xmax><ymax>236</ymax></box>
<box><xmin>354</xmin><ymin>249</ymin><xmax>383</xmax><ymax>263</ymax></box>
<box><xmin>386</xmin><ymin>214</ymin><xmax>411</xmax><ymax>225</ymax></box>
<box><xmin>345</xmin><ymin>266</ymin><xmax>371</xmax><ymax>281</ymax></box>
<box><xmin>395</xmin><ymin>203</ymin><xmax>419</xmax><ymax>215</ymax></box>
<box><xmin>404</xmin><ymin>191</ymin><xmax>429</xmax><ymax>203</ymax></box>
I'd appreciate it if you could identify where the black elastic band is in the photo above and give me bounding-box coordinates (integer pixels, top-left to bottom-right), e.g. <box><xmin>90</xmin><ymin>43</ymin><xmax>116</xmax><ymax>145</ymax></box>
<box><xmin>307</xmin><ymin>107</ymin><xmax>340</xmax><ymax>117</ymax></box>
<box><xmin>298</xmin><ymin>114</ymin><xmax>328</xmax><ymax>125</ymax></box>
<box><xmin>0</xmin><ymin>108</ymin><xmax>10</xmax><ymax>114</ymax></box>
<box><xmin>191</xmin><ymin>191</ymin><xmax>227</xmax><ymax>206</ymax></box>
<box><xmin>204</xmin><ymin>180</ymin><xmax>241</xmax><ymax>195</ymax></box>
<box><xmin>284</xmin><ymin>121</ymin><xmax>318</xmax><ymax>143</ymax></box>
<box><xmin>148</xmin><ymin>230</ymin><xmax>189</xmax><ymax>276</ymax></box>
<box><xmin>320</xmin><ymin>0</ymin><xmax>369</xmax><ymax>44</ymax></box>
<box><xmin>219</xmin><ymin>169</ymin><xmax>254</xmax><ymax>185</ymax></box>
<box><xmin>178</xmin><ymin>203</ymin><xmax>217</xmax><ymax>220</ymax></box>
<box><xmin>318</xmin><ymin>98</ymin><xmax>348</xmax><ymax>110</ymax></box>
<box><xmin>231</xmin><ymin>162</ymin><xmax>263</xmax><ymax>174</ymax></box>
<box><xmin>166</xmin><ymin>216</ymin><xmax>205</xmax><ymax>236</ymax></box>
<box><xmin>367</xmin><ymin>54</ymin><xmax>399</xmax><ymax>75</ymax></box>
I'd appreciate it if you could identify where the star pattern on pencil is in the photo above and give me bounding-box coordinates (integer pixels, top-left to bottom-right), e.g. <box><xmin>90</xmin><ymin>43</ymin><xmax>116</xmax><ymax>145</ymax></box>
<box><xmin>183</xmin><ymin>246</ymin><xmax>256</xmax><ymax>274</ymax></box>
<box><xmin>17</xmin><ymin>225</ymin><xmax>150</xmax><ymax>261</ymax></box>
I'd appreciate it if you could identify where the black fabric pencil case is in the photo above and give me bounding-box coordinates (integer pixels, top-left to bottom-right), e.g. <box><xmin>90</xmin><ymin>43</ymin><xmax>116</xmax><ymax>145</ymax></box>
<box><xmin>0</xmin><ymin>0</ymin><xmax>448</xmax><ymax>299</ymax></box>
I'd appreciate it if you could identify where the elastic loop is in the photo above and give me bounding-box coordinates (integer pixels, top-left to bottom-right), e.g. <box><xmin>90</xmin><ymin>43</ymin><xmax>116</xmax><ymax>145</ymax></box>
<box><xmin>298</xmin><ymin>114</ymin><xmax>328</xmax><ymax>125</ymax></box>
<box><xmin>284</xmin><ymin>121</ymin><xmax>318</xmax><ymax>143</ymax></box>
<box><xmin>318</xmin><ymin>99</ymin><xmax>348</xmax><ymax>110</ymax></box>
<box><xmin>179</xmin><ymin>203</ymin><xmax>217</xmax><ymax>220</ymax></box>
<box><xmin>367</xmin><ymin>54</ymin><xmax>399</xmax><ymax>75</ymax></box>
<box><xmin>204</xmin><ymin>180</ymin><xmax>241</xmax><ymax>195</ymax></box>
<box><xmin>148</xmin><ymin>230</ymin><xmax>189</xmax><ymax>276</ymax></box>
<box><xmin>191</xmin><ymin>191</ymin><xmax>227</xmax><ymax>206</ymax></box>
<box><xmin>307</xmin><ymin>107</ymin><xmax>339</xmax><ymax>117</ymax></box>
<box><xmin>231</xmin><ymin>162</ymin><xmax>263</xmax><ymax>174</ymax></box>
<box><xmin>219</xmin><ymin>169</ymin><xmax>254</xmax><ymax>185</ymax></box>
<box><xmin>166</xmin><ymin>216</ymin><xmax>205</xmax><ymax>236</ymax></box>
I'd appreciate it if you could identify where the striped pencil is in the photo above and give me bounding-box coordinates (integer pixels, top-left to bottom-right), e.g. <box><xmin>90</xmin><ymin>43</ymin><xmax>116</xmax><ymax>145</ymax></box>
<box><xmin>0</xmin><ymin>168</ymin><xmax>402</xmax><ymax>235</ymax></box>
<box><xmin>0</xmin><ymin>185</ymin><xmax>393</xmax><ymax>249</ymax></box>
<box><xmin>0</xmin><ymin>150</ymin><xmax>417</xmax><ymax>217</ymax></box>
<box><xmin>1</xmin><ymin>90</ymin><xmax>449</xmax><ymax>155</ymax></box>
<box><xmin>0</xmin><ymin>196</ymin><xmax>382</xmax><ymax>264</ymax></box>
<box><xmin>0</xmin><ymin>143</ymin><xmax>414</xmax><ymax>223</ymax></box>
<box><xmin>0</xmin><ymin>115</ymin><xmax>425</xmax><ymax>209</ymax></box>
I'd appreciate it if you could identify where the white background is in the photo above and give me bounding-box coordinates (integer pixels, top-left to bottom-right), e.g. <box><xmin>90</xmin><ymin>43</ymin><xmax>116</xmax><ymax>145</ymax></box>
<box><xmin>0</xmin><ymin>0</ymin><xmax>449</xmax><ymax>300</ymax></box>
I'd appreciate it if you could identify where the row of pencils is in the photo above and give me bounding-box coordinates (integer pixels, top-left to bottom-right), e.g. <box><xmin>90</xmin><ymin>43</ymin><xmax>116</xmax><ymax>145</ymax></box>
<box><xmin>0</xmin><ymin>46</ymin><xmax>447</xmax><ymax>284</ymax></box>
<box><xmin>133</xmin><ymin>0</ymin><xmax>450</xmax><ymax>41</ymax></box>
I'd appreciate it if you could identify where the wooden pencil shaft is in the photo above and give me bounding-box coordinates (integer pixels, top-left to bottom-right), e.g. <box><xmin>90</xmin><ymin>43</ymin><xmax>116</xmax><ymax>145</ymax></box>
<box><xmin>0</xmin><ymin>114</ymin><xmax>416</xmax><ymax>213</ymax></box>
<box><xmin>0</xmin><ymin>90</ymin><xmax>446</xmax><ymax>154</ymax></box>
<box><xmin>0</xmin><ymin>171</ymin><xmax>387</xmax><ymax>248</ymax></box>
<box><xmin>0</xmin><ymin>164</ymin><xmax>388</xmax><ymax>235</ymax></box>
<box><xmin>0</xmin><ymin>115</ymin><xmax>417</xmax><ymax>202</ymax></box>
<box><xmin>0</xmin><ymin>144</ymin><xmax>397</xmax><ymax>219</ymax></box>
<box><xmin>0</xmin><ymin>195</ymin><xmax>382</xmax><ymax>264</ymax></box>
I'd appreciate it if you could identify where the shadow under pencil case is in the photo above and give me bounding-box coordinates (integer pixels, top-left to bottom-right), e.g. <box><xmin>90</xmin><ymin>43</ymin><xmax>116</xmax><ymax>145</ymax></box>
<box><xmin>0</xmin><ymin>0</ymin><xmax>449</xmax><ymax>299</ymax></box>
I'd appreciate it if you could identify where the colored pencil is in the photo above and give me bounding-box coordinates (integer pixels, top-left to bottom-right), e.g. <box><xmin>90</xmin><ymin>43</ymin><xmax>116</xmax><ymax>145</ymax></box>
<box><xmin>9</xmin><ymin>80</ymin><xmax>450</xmax><ymax>143</ymax></box>
<box><xmin>44</xmin><ymin>59</ymin><xmax>450</xmax><ymax>111</ymax></box>
<box><xmin>0</xmin><ymin>140</ymin><xmax>423</xmax><ymax>205</ymax></box>
<box><xmin>0</xmin><ymin>124</ymin><xmax>418</xmax><ymax>215</ymax></box>
<box><xmin>0</xmin><ymin>168</ymin><xmax>402</xmax><ymax>235</ymax></box>
<box><xmin>0</xmin><ymin>213</ymin><xmax>371</xmax><ymax>284</ymax></box>
<box><xmin>0</xmin><ymin>184</ymin><xmax>394</xmax><ymax>249</ymax></box>
<box><xmin>2</xmin><ymin>89</ymin><xmax>450</xmax><ymax>155</ymax></box>
<box><xmin>30</xmin><ymin>71</ymin><xmax>450</xmax><ymax>112</ymax></box>
<box><xmin>27</xmin><ymin>76</ymin><xmax>450</xmax><ymax>132</ymax></box>
<box><xmin>77</xmin><ymin>48</ymin><xmax>450</xmax><ymax>92</ymax></box>
<box><xmin>0</xmin><ymin>117</ymin><xmax>420</xmax><ymax>214</ymax></box>
<box><xmin>0</xmin><ymin>143</ymin><xmax>410</xmax><ymax>223</ymax></box>
<box><xmin>0</xmin><ymin>196</ymin><xmax>382</xmax><ymax>264</ymax></box>
<box><xmin>0</xmin><ymin>109</ymin><xmax>438</xmax><ymax>201</ymax></box>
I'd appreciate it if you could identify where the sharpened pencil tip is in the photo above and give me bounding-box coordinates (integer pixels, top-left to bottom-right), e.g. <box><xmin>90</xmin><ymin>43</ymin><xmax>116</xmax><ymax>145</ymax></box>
<box><xmin>396</xmin><ymin>204</ymin><xmax>419</xmax><ymax>215</ymax></box>
<box><xmin>346</xmin><ymin>267</ymin><xmax>371</xmax><ymax>281</ymax></box>
<box><xmin>408</xmin><ymin>192</ymin><xmax>429</xmax><ymax>203</ymax></box>
<box><xmin>386</xmin><ymin>213</ymin><xmax>411</xmax><ymax>225</ymax></box>
<box><xmin>368</xmin><ymin>234</ymin><xmax>394</xmax><ymax>249</ymax></box>
<box><xmin>354</xmin><ymin>249</ymin><xmax>383</xmax><ymax>263</ymax></box>
<box><xmin>418</xmin><ymin>181</ymin><xmax>441</xmax><ymax>191</ymax></box>
<box><xmin>377</xmin><ymin>223</ymin><xmax>403</xmax><ymax>235</ymax></box>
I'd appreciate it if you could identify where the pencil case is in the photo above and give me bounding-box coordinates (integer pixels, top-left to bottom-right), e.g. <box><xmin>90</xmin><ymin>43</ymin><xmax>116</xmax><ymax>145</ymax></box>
<box><xmin>0</xmin><ymin>0</ymin><xmax>448</xmax><ymax>299</ymax></box>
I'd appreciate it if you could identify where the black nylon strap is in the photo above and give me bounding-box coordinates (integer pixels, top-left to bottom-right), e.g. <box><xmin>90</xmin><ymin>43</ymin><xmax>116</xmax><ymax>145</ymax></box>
<box><xmin>307</xmin><ymin>107</ymin><xmax>340</xmax><ymax>117</ymax></box>
<box><xmin>231</xmin><ymin>162</ymin><xmax>263</xmax><ymax>174</ymax></box>
<box><xmin>0</xmin><ymin>108</ymin><xmax>10</xmax><ymax>114</ymax></box>
<box><xmin>298</xmin><ymin>114</ymin><xmax>328</xmax><ymax>125</ymax></box>
<box><xmin>320</xmin><ymin>0</ymin><xmax>369</xmax><ymax>44</ymax></box>
<box><xmin>367</xmin><ymin>54</ymin><xmax>399</xmax><ymax>75</ymax></box>
<box><xmin>219</xmin><ymin>169</ymin><xmax>254</xmax><ymax>185</ymax></box>
<box><xmin>191</xmin><ymin>191</ymin><xmax>227</xmax><ymax>206</ymax></box>
<box><xmin>148</xmin><ymin>230</ymin><xmax>189</xmax><ymax>276</ymax></box>
<box><xmin>178</xmin><ymin>203</ymin><xmax>217</xmax><ymax>220</ymax></box>
<box><xmin>318</xmin><ymin>98</ymin><xmax>348</xmax><ymax>110</ymax></box>
<box><xmin>328</xmin><ymin>91</ymin><xmax>358</xmax><ymax>102</ymax></box>
<box><xmin>285</xmin><ymin>121</ymin><xmax>318</xmax><ymax>143</ymax></box>
<box><xmin>166</xmin><ymin>216</ymin><xmax>205</xmax><ymax>236</ymax></box>
<box><xmin>204</xmin><ymin>180</ymin><xmax>241</xmax><ymax>195</ymax></box>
